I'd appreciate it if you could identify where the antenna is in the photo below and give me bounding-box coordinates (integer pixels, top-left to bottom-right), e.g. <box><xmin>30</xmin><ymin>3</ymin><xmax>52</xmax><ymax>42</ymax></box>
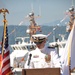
<box><xmin>31</xmin><ymin>3</ymin><xmax>34</xmax><ymax>12</ymax></box>
<box><xmin>39</xmin><ymin>5</ymin><xmax>41</xmax><ymax>16</ymax></box>
<box><xmin>71</xmin><ymin>0</ymin><xmax>74</xmax><ymax>7</ymax></box>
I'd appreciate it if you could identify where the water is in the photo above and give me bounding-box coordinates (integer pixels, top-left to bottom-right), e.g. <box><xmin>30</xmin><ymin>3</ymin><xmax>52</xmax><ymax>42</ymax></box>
<box><xmin>0</xmin><ymin>25</ymin><xmax>69</xmax><ymax>45</ymax></box>
<box><xmin>0</xmin><ymin>25</ymin><xmax>69</xmax><ymax>52</ymax></box>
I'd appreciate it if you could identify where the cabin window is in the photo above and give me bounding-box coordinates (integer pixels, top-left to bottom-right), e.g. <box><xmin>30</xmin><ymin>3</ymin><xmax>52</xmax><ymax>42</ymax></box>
<box><xmin>22</xmin><ymin>46</ymin><xmax>26</xmax><ymax>50</ymax></box>
<box><xmin>27</xmin><ymin>45</ymin><xmax>36</xmax><ymax>51</ymax></box>
<box><xmin>12</xmin><ymin>47</ymin><xmax>16</xmax><ymax>50</ymax></box>
<box><xmin>18</xmin><ymin>47</ymin><xmax>21</xmax><ymax>50</ymax></box>
<box><xmin>15</xmin><ymin>46</ymin><xmax>18</xmax><ymax>50</ymax></box>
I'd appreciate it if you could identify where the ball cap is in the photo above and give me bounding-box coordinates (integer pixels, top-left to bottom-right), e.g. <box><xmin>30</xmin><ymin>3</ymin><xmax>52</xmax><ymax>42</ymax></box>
<box><xmin>32</xmin><ymin>34</ymin><xmax>47</xmax><ymax>44</ymax></box>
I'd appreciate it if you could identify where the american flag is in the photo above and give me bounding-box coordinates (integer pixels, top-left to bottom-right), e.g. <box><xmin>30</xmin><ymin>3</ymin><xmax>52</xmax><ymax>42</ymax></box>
<box><xmin>0</xmin><ymin>25</ymin><xmax>11</xmax><ymax>75</ymax></box>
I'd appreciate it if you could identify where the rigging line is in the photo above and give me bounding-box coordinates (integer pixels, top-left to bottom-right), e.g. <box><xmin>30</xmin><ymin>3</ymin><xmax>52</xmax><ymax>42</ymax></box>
<box><xmin>8</xmin><ymin>25</ymin><xmax>19</xmax><ymax>36</ymax></box>
<box><xmin>71</xmin><ymin>0</ymin><xmax>74</xmax><ymax>6</ymax></box>
<box><xmin>8</xmin><ymin>29</ymin><xmax>15</xmax><ymax>36</ymax></box>
<box><xmin>47</xmin><ymin>25</ymin><xmax>59</xmax><ymax>37</ymax></box>
<box><xmin>47</xmin><ymin>17</ymin><xmax>67</xmax><ymax>37</ymax></box>
<box><xmin>19</xmin><ymin>16</ymin><xmax>29</xmax><ymax>26</ymax></box>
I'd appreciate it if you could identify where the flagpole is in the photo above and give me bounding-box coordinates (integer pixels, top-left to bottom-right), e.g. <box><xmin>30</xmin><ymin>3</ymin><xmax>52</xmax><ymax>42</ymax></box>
<box><xmin>0</xmin><ymin>8</ymin><xmax>9</xmax><ymax>57</ymax></box>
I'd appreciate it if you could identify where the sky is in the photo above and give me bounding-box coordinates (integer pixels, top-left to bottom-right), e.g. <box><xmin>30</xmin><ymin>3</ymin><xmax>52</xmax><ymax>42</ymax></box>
<box><xmin>0</xmin><ymin>0</ymin><xmax>75</xmax><ymax>26</ymax></box>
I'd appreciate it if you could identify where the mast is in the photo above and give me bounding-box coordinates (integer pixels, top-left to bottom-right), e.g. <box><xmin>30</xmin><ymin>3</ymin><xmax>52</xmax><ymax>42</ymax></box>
<box><xmin>26</xmin><ymin>12</ymin><xmax>42</xmax><ymax>42</ymax></box>
<box><xmin>66</xmin><ymin>1</ymin><xmax>75</xmax><ymax>32</ymax></box>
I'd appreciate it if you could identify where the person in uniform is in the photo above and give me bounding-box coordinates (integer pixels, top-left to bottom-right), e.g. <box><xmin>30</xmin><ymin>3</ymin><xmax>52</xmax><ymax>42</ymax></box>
<box><xmin>24</xmin><ymin>34</ymin><xmax>60</xmax><ymax>69</ymax></box>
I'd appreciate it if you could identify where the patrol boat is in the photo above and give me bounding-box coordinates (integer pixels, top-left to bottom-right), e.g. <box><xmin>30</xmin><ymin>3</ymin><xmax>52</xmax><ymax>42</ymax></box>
<box><xmin>10</xmin><ymin>12</ymin><xmax>41</xmax><ymax>72</ymax></box>
<box><xmin>10</xmin><ymin>36</ymin><xmax>36</xmax><ymax>72</ymax></box>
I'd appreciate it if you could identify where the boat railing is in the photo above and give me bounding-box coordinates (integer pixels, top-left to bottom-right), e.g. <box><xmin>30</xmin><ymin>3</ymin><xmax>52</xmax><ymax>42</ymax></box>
<box><xmin>15</xmin><ymin>37</ymin><xmax>30</xmax><ymax>44</ymax></box>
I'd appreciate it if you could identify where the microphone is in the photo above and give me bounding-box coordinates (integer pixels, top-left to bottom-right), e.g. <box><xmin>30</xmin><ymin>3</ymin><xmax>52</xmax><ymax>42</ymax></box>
<box><xmin>27</xmin><ymin>54</ymin><xmax>32</xmax><ymax>66</ymax></box>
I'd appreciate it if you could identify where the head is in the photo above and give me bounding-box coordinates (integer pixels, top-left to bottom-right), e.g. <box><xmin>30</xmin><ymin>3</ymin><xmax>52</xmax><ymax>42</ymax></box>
<box><xmin>32</xmin><ymin>34</ymin><xmax>47</xmax><ymax>49</ymax></box>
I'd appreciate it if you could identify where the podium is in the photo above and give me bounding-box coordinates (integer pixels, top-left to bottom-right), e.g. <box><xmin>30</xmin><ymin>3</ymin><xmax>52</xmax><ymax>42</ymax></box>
<box><xmin>22</xmin><ymin>68</ymin><xmax>60</xmax><ymax>75</ymax></box>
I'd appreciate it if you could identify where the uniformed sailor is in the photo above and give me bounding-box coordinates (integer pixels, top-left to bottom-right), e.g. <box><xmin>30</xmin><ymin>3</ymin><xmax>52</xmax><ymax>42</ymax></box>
<box><xmin>25</xmin><ymin>34</ymin><xmax>60</xmax><ymax>69</ymax></box>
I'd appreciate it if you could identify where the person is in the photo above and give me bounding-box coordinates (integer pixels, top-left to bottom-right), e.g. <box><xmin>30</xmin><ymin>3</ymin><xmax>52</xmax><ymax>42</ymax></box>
<box><xmin>66</xmin><ymin>7</ymin><xmax>75</xmax><ymax>32</ymax></box>
<box><xmin>24</xmin><ymin>34</ymin><xmax>60</xmax><ymax>69</ymax></box>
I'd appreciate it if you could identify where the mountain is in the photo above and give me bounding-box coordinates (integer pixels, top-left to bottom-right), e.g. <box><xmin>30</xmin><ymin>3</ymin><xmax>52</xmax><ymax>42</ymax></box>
<box><xmin>42</xmin><ymin>19</ymin><xmax>69</xmax><ymax>26</ymax></box>
<box><xmin>0</xmin><ymin>25</ymin><xmax>69</xmax><ymax>45</ymax></box>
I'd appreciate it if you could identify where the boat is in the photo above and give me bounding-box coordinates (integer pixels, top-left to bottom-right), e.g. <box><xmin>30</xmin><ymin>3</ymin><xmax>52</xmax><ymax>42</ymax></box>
<box><xmin>10</xmin><ymin>12</ymin><xmax>42</xmax><ymax>72</ymax></box>
<box><xmin>10</xmin><ymin>37</ymin><xmax>36</xmax><ymax>67</ymax></box>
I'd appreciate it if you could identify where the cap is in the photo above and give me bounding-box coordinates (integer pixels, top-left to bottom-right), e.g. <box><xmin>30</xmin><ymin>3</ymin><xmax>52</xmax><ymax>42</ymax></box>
<box><xmin>32</xmin><ymin>34</ymin><xmax>47</xmax><ymax>44</ymax></box>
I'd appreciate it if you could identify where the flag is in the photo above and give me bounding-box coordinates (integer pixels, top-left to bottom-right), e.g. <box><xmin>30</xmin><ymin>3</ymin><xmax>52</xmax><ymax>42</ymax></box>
<box><xmin>60</xmin><ymin>30</ymin><xmax>72</xmax><ymax>75</ymax></box>
<box><xmin>71</xmin><ymin>20</ymin><xmax>75</xmax><ymax>70</ymax></box>
<box><xmin>0</xmin><ymin>25</ymin><xmax>11</xmax><ymax>75</ymax></box>
<box><xmin>60</xmin><ymin>20</ymin><xmax>75</xmax><ymax>75</ymax></box>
